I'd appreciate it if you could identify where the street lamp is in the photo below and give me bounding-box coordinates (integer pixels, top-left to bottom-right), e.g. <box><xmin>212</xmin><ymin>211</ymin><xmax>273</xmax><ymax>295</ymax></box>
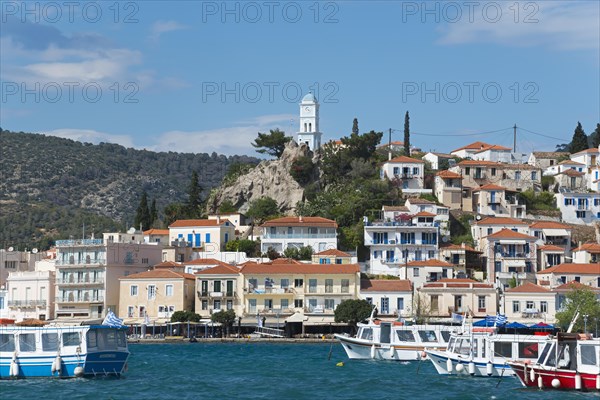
<box><xmin>583</xmin><ymin>314</ymin><xmax>589</xmax><ymax>334</ymax></box>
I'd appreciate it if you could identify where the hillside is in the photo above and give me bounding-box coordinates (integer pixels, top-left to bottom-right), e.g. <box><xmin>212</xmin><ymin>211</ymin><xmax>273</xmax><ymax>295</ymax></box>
<box><xmin>0</xmin><ymin>129</ymin><xmax>258</xmax><ymax>249</ymax></box>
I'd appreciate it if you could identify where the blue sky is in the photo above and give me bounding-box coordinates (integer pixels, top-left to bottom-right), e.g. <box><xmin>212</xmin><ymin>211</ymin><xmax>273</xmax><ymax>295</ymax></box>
<box><xmin>1</xmin><ymin>1</ymin><xmax>599</xmax><ymax>156</ymax></box>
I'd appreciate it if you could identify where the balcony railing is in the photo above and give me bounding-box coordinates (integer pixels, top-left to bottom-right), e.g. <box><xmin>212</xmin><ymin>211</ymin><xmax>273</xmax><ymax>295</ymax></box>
<box><xmin>56</xmin><ymin>258</ymin><xmax>106</xmax><ymax>266</ymax></box>
<box><xmin>365</xmin><ymin>221</ymin><xmax>439</xmax><ymax>228</ymax></box>
<box><xmin>246</xmin><ymin>287</ymin><xmax>295</xmax><ymax>295</ymax></box>
<box><xmin>8</xmin><ymin>300</ymin><xmax>47</xmax><ymax>308</ymax></box>
<box><xmin>55</xmin><ymin>296</ymin><xmax>104</xmax><ymax>304</ymax></box>
<box><xmin>55</xmin><ymin>239</ymin><xmax>103</xmax><ymax>247</ymax></box>
<box><xmin>56</xmin><ymin>278</ymin><xmax>104</xmax><ymax>285</ymax></box>
<box><xmin>262</xmin><ymin>233</ymin><xmax>336</xmax><ymax>239</ymax></box>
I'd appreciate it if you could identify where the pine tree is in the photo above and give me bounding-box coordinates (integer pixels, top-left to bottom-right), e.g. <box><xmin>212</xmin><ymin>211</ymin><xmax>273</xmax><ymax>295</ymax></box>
<box><xmin>134</xmin><ymin>191</ymin><xmax>151</xmax><ymax>230</ymax></box>
<box><xmin>352</xmin><ymin>118</ymin><xmax>359</xmax><ymax>135</ymax></box>
<box><xmin>186</xmin><ymin>171</ymin><xmax>203</xmax><ymax>218</ymax></box>
<box><xmin>150</xmin><ymin>199</ymin><xmax>158</xmax><ymax>227</ymax></box>
<box><xmin>569</xmin><ymin>122</ymin><xmax>588</xmax><ymax>154</ymax></box>
<box><xmin>403</xmin><ymin>111</ymin><xmax>410</xmax><ymax>156</ymax></box>
<box><xmin>589</xmin><ymin>123</ymin><xmax>600</xmax><ymax>148</ymax></box>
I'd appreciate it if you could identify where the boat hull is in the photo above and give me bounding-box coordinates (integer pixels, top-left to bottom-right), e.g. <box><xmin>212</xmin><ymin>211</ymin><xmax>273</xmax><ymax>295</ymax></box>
<box><xmin>426</xmin><ymin>349</ymin><xmax>512</xmax><ymax>376</ymax></box>
<box><xmin>509</xmin><ymin>362</ymin><xmax>600</xmax><ymax>391</ymax></box>
<box><xmin>335</xmin><ymin>335</ymin><xmax>444</xmax><ymax>361</ymax></box>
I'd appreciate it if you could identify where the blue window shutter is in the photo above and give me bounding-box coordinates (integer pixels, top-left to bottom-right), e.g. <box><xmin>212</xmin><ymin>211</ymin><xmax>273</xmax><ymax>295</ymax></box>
<box><xmin>195</xmin><ymin>233</ymin><xmax>200</xmax><ymax>246</ymax></box>
<box><xmin>205</xmin><ymin>233</ymin><xmax>211</xmax><ymax>244</ymax></box>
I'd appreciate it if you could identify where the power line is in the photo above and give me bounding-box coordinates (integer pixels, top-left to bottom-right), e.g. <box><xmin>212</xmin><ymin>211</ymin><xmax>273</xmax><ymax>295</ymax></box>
<box><xmin>390</xmin><ymin>127</ymin><xmax>514</xmax><ymax>137</ymax></box>
<box><xmin>518</xmin><ymin>127</ymin><xmax>570</xmax><ymax>142</ymax></box>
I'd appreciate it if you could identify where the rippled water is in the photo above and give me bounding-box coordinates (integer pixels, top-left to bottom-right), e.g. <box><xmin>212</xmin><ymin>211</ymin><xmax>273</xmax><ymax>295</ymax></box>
<box><xmin>2</xmin><ymin>343</ymin><xmax>598</xmax><ymax>399</ymax></box>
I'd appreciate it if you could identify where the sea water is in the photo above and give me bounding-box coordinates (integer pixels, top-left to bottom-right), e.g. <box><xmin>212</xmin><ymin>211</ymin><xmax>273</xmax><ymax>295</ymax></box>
<box><xmin>1</xmin><ymin>343</ymin><xmax>597</xmax><ymax>399</ymax></box>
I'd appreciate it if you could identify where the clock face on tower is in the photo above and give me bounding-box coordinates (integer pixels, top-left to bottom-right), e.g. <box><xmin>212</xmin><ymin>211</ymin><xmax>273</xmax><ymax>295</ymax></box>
<box><xmin>304</xmin><ymin>106</ymin><xmax>311</xmax><ymax>112</ymax></box>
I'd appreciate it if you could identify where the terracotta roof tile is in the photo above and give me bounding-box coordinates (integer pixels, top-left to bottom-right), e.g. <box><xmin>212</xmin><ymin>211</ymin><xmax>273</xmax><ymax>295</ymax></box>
<box><xmin>195</xmin><ymin>264</ymin><xmax>240</xmax><ymax>275</ymax></box>
<box><xmin>436</xmin><ymin>170</ymin><xmax>462</xmax><ymax>178</ymax></box>
<box><xmin>474</xmin><ymin>183</ymin><xmax>507</xmax><ymax>191</ymax></box>
<box><xmin>121</xmin><ymin>269</ymin><xmax>195</xmax><ymax>280</ymax></box>
<box><xmin>572</xmin><ymin>148</ymin><xmax>600</xmax><ymax>155</ymax></box>
<box><xmin>169</xmin><ymin>219</ymin><xmax>230</xmax><ymax>228</ymax></box>
<box><xmin>387</xmin><ymin>156</ymin><xmax>424</xmax><ymax>164</ymax></box>
<box><xmin>506</xmin><ymin>282</ymin><xmax>551</xmax><ymax>293</ymax></box>
<box><xmin>554</xmin><ymin>281</ymin><xmax>600</xmax><ymax>292</ymax></box>
<box><xmin>558</xmin><ymin>160</ymin><xmax>585</xmax><ymax>165</ymax></box>
<box><xmin>407</xmin><ymin>259</ymin><xmax>455</xmax><ymax>267</ymax></box>
<box><xmin>538</xmin><ymin>245</ymin><xmax>566</xmax><ymax>252</ymax></box>
<box><xmin>440</xmin><ymin>243</ymin><xmax>481</xmax><ymax>253</ymax></box>
<box><xmin>154</xmin><ymin>261</ymin><xmax>184</xmax><ymax>269</ymax></box>
<box><xmin>572</xmin><ymin>243</ymin><xmax>600</xmax><ymax>253</ymax></box>
<box><xmin>451</xmin><ymin>141</ymin><xmax>492</xmax><ymax>153</ymax></box>
<box><xmin>474</xmin><ymin>144</ymin><xmax>512</xmax><ymax>153</ymax></box>
<box><xmin>529</xmin><ymin>221</ymin><xmax>572</xmax><ymax>230</ymax></box>
<box><xmin>486</xmin><ymin>228</ymin><xmax>537</xmax><ymax>240</ymax></box>
<box><xmin>413</xmin><ymin>211</ymin><xmax>436</xmax><ymax>217</ymax></box>
<box><xmin>144</xmin><ymin>229</ymin><xmax>169</xmax><ymax>235</ymax></box>
<box><xmin>559</xmin><ymin>169</ymin><xmax>585</xmax><ymax>177</ymax></box>
<box><xmin>475</xmin><ymin>217</ymin><xmax>528</xmax><ymax>226</ymax></box>
<box><xmin>314</xmin><ymin>249</ymin><xmax>352</xmax><ymax>257</ymax></box>
<box><xmin>538</xmin><ymin>263</ymin><xmax>600</xmax><ymax>275</ymax></box>
<box><xmin>361</xmin><ymin>279</ymin><xmax>412</xmax><ymax>292</ymax></box>
<box><xmin>185</xmin><ymin>258</ymin><xmax>232</xmax><ymax>266</ymax></box>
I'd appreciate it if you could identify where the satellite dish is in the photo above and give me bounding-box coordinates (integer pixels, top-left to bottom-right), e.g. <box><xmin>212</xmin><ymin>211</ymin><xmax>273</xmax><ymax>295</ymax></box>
<box><xmin>8</xmin><ymin>247</ymin><xmax>14</xmax><ymax>252</ymax></box>
<box><xmin>475</xmin><ymin>215</ymin><xmax>482</xmax><ymax>221</ymax></box>
<box><xmin>32</xmin><ymin>248</ymin><xmax>38</xmax><ymax>254</ymax></box>
<box><xmin>442</xmin><ymin>236</ymin><xmax>449</xmax><ymax>243</ymax></box>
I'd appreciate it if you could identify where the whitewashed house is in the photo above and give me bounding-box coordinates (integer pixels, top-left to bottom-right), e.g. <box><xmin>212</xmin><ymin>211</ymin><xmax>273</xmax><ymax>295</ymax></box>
<box><xmin>434</xmin><ymin>170</ymin><xmax>464</xmax><ymax>210</ymax></box>
<box><xmin>472</xmin><ymin>184</ymin><xmax>526</xmax><ymax>218</ymax></box>
<box><xmin>380</xmin><ymin>156</ymin><xmax>430</xmax><ymax>194</ymax></box>
<box><xmin>528</xmin><ymin>152</ymin><xmax>569</xmax><ymax>170</ymax></box>
<box><xmin>419</xmin><ymin>278</ymin><xmax>498</xmax><ymax>319</ymax></box>
<box><xmin>360</xmin><ymin>279</ymin><xmax>413</xmax><ymax>318</ymax></box>
<box><xmin>405</xmin><ymin>197</ymin><xmax>450</xmax><ymax>236</ymax></box>
<box><xmin>471</xmin><ymin>216</ymin><xmax>530</xmax><ymax>253</ymax></box>
<box><xmin>6</xmin><ymin>270</ymin><xmax>55</xmax><ymax>322</ymax></box>
<box><xmin>503</xmin><ymin>282</ymin><xmax>556</xmax><ymax>323</ymax></box>
<box><xmin>422</xmin><ymin>152</ymin><xmax>454</xmax><ymax>170</ymax></box>
<box><xmin>260</xmin><ymin>216</ymin><xmax>338</xmax><ymax>254</ymax></box>
<box><xmin>555</xmin><ymin>191</ymin><xmax>600</xmax><ymax>225</ymax></box>
<box><xmin>169</xmin><ymin>218</ymin><xmax>236</xmax><ymax>252</ymax></box>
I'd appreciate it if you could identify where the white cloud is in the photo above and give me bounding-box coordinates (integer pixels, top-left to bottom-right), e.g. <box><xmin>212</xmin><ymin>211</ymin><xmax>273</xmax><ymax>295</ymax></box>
<box><xmin>149</xmin><ymin>20</ymin><xmax>189</xmax><ymax>41</ymax></box>
<box><xmin>42</xmin><ymin>128</ymin><xmax>136</xmax><ymax>148</ymax></box>
<box><xmin>437</xmin><ymin>1</ymin><xmax>599</xmax><ymax>51</ymax></box>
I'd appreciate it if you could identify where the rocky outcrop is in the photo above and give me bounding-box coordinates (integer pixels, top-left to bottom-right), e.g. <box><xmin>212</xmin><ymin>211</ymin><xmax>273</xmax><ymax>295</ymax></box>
<box><xmin>210</xmin><ymin>141</ymin><xmax>309</xmax><ymax>213</ymax></box>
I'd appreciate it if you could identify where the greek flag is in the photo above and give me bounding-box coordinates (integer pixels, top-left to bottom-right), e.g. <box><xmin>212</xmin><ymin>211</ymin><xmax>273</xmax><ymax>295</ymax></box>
<box><xmin>102</xmin><ymin>310</ymin><xmax>124</xmax><ymax>327</ymax></box>
<box><xmin>495</xmin><ymin>313</ymin><xmax>507</xmax><ymax>325</ymax></box>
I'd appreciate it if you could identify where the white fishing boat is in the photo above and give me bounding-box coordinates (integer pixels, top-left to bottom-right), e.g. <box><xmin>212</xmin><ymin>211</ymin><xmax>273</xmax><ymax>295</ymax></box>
<box><xmin>334</xmin><ymin>314</ymin><xmax>453</xmax><ymax>361</ymax></box>
<box><xmin>426</xmin><ymin>324</ymin><xmax>549</xmax><ymax>377</ymax></box>
<box><xmin>0</xmin><ymin>312</ymin><xmax>129</xmax><ymax>379</ymax></box>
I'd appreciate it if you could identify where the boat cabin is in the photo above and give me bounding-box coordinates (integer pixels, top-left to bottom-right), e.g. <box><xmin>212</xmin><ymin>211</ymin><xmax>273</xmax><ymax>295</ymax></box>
<box><xmin>535</xmin><ymin>333</ymin><xmax>600</xmax><ymax>374</ymax></box>
<box><xmin>446</xmin><ymin>332</ymin><xmax>541</xmax><ymax>362</ymax></box>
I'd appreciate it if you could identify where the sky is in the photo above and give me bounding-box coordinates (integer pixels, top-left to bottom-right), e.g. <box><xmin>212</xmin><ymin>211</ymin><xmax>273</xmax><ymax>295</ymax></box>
<box><xmin>1</xmin><ymin>1</ymin><xmax>599</xmax><ymax>157</ymax></box>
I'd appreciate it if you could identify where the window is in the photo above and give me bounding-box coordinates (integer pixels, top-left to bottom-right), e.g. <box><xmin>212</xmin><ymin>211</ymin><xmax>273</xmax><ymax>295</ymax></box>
<box><xmin>531</xmin><ymin>171</ymin><xmax>537</xmax><ymax>181</ymax></box>
<box><xmin>0</xmin><ymin>334</ymin><xmax>15</xmax><ymax>352</ymax></box>
<box><xmin>214</xmin><ymin>280</ymin><xmax>222</xmax><ymax>292</ymax></box>
<box><xmin>487</xmin><ymin>228</ymin><xmax>493</xmax><ymax>235</ymax></box>
<box><xmin>148</xmin><ymin>285</ymin><xmax>156</xmax><ymax>300</ymax></box>
<box><xmin>42</xmin><ymin>333</ymin><xmax>58</xmax><ymax>352</ymax></box>
<box><xmin>165</xmin><ymin>284</ymin><xmax>173</xmax><ymax>297</ymax></box>
<box><xmin>430</xmin><ymin>295</ymin><xmax>439</xmax><ymax>312</ymax></box>
<box><xmin>294</xmin><ymin>299</ymin><xmax>303</xmax><ymax>308</ymax></box>
<box><xmin>413</xmin><ymin>268</ymin><xmax>419</xmax><ymax>277</ymax></box>
<box><xmin>413</xmin><ymin>167</ymin><xmax>419</xmax><ymax>175</ymax></box>
<box><xmin>294</xmin><ymin>279</ymin><xmax>304</xmax><ymax>288</ymax></box>
<box><xmin>5</xmin><ymin>261</ymin><xmax>17</xmax><ymax>269</ymax></box>
<box><xmin>214</xmin><ymin>299</ymin><xmax>222</xmax><ymax>310</ymax></box>
<box><xmin>63</xmin><ymin>332</ymin><xmax>80</xmax><ymax>347</ymax></box>
<box><xmin>281</xmin><ymin>299</ymin><xmax>289</xmax><ymax>309</ymax></box>
<box><xmin>465</xmin><ymin>167</ymin><xmax>470</xmax><ymax>176</ymax></box>
<box><xmin>380</xmin><ymin>297</ymin><xmax>389</xmax><ymax>314</ymax></box>
<box><xmin>494</xmin><ymin>261</ymin><xmax>501</xmax><ymax>272</ymax></box>
<box><xmin>513</xmin><ymin>301</ymin><xmax>520</xmax><ymax>313</ymax></box>
<box><xmin>540</xmin><ymin>301</ymin><xmax>548</xmax><ymax>313</ymax></box>
<box><xmin>19</xmin><ymin>334</ymin><xmax>36</xmax><ymax>352</ymax></box>
<box><xmin>491</xmin><ymin>168</ymin><xmax>496</xmax><ymax>176</ymax></box>
<box><xmin>325</xmin><ymin>279</ymin><xmax>333</xmax><ymax>293</ymax></box>
<box><xmin>515</xmin><ymin>171</ymin><xmax>521</xmax><ymax>180</ymax></box>
<box><xmin>281</xmin><ymin>279</ymin><xmax>289</xmax><ymax>289</ymax></box>
<box><xmin>325</xmin><ymin>299</ymin><xmax>335</xmax><ymax>309</ymax></box>
<box><xmin>248</xmin><ymin>299</ymin><xmax>256</xmax><ymax>313</ymax></box>
<box><xmin>518</xmin><ymin>342</ymin><xmax>539</xmax><ymax>359</ymax></box>
<box><xmin>128</xmin><ymin>306</ymin><xmax>134</xmax><ymax>317</ymax></box>
<box><xmin>341</xmin><ymin>279</ymin><xmax>349</xmax><ymax>293</ymax></box>
<box><xmin>576</xmin><ymin>211</ymin><xmax>586</xmax><ymax>218</ymax></box>
<box><xmin>142</xmin><ymin>258</ymin><xmax>149</xmax><ymax>264</ymax></box>
<box><xmin>526</xmin><ymin>300</ymin><xmax>535</xmax><ymax>309</ymax></box>
<box><xmin>478</xmin><ymin>296</ymin><xmax>486</xmax><ymax>312</ymax></box>
<box><xmin>308</xmin><ymin>279</ymin><xmax>317</xmax><ymax>293</ymax></box>
<box><xmin>366</xmin><ymin>297</ymin><xmax>373</xmax><ymax>305</ymax></box>
<box><xmin>397</xmin><ymin>297</ymin><xmax>404</xmax><ymax>311</ymax></box>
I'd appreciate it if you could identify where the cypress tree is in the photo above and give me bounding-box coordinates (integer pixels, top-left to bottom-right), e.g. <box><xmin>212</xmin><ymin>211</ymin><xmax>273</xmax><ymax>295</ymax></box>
<box><xmin>150</xmin><ymin>199</ymin><xmax>158</xmax><ymax>227</ymax></box>
<box><xmin>569</xmin><ymin>122</ymin><xmax>588</xmax><ymax>153</ymax></box>
<box><xmin>589</xmin><ymin>123</ymin><xmax>600</xmax><ymax>148</ymax></box>
<box><xmin>352</xmin><ymin>118</ymin><xmax>359</xmax><ymax>135</ymax></box>
<box><xmin>134</xmin><ymin>191</ymin><xmax>151</xmax><ymax>230</ymax></box>
<box><xmin>403</xmin><ymin>111</ymin><xmax>410</xmax><ymax>156</ymax></box>
<box><xmin>186</xmin><ymin>170</ymin><xmax>203</xmax><ymax>218</ymax></box>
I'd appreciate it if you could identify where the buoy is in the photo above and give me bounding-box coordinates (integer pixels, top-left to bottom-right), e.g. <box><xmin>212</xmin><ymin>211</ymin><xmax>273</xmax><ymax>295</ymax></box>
<box><xmin>537</xmin><ymin>375</ymin><xmax>543</xmax><ymax>389</ymax></box>
<box><xmin>51</xmin><ymin>355</ymin><xmax>62</xmax><ymax>375</ymax></box>
<box><xmin>596</xmin><ymin>374</ymin><xmax>600</xmax><ymax>390</ymax></box>
<box><xmin>456</xmin><ymin>363</ymin><xmax>464</xmax><ymax>373</ymax></box>
<box><xmin>336</xmin><ymin>362</ymin><xmax>344</xmax><ymax>367</ymax></box>
<box><xmin>74</xmin><ymin>366</ymin><xmax>85</xmax><ymax>377</ymax></box>
<box><xmin>575</xmin><ymin>373</ymin><xmax>582</xmax><ymax>390</ymax></box>
<box><xmin>529</xmin><ymin>367</ymin><xmax>536</xmax><ymax>383</ymax></box>
<box><xmin>446</xmin><ymin>358</ymin><xmax>453</xmax><ymax>374</ymax></box>
<box><xmin>551</xmin><ymin>378</ymin><xmax>561</xmax><ymax>388</ymax></box>
<box><xmin>370</xmin><ymin>344</ymin><xmax>376</xmax><ymax>359</ymax></box>
<box><xmin>9</xmin><ymin>354</ymin><xmax>19</xmax><ymax>377</ymax></box>
<box><xmin>485</xmin><ymin>362</ymin><xmax>492</xmax><ymax>377</ymax></box>
<box><xmin>468</xmin><ymin>362</ymin><xmax>476</xmax><ymax>376</ymax></box>
<box><xmin>388</xmin><ymin>347</ymin><xmax>395</xmax><ymax>359</ymax></box>
<box><xmin>421</xmin><ymin>351</ymin><xmax>427</xmax><ymax>359</ymax></box>
<box><xmin>524</xmin><ymin>364</ymin><xmax>528</xmax><ymax>383</ymax></box>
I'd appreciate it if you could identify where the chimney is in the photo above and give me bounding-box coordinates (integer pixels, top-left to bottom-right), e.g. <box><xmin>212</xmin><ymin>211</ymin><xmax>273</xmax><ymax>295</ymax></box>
<box><xmin>299</xmin><ymin>215</ymin><xmax>303</xmax><ymax>222</ymax></box>
<box><xmin>217</xmin><ymin>215</ymin><xmax>221</xmax><ymax>224</ymax></box>
<box><xmin>461</xmin><ymin>242</ymin><xmax>466</xmax><ymax>249</ymax></box>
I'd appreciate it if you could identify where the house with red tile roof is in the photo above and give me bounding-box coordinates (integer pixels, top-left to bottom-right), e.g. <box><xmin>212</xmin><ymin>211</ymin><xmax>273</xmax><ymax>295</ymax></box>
<box><xmin>527</xmin><ymin>151</ymin><xmax>569</xmax><ymax>170</ymax></box>
<box><xmin>449</xmin><ymin>160</ymin><xmax>542</xmax><ymax>193</ymax></box>
<box><xmin>450</xmin><ymin>141</ymin><xmax>494</xmax><ymax>159</ymax></box>
<box><xmin>555</xmin><ymin>191</ymin><xmax>600</xmax><ymax>225</ymax></box>
<box><xmin>118</xmin><ymin>269</ymin><xmax>196</xmax><ymax>324</ymax></box>
<box><xmin>422</xmin><ymin>152</ymin><xmax>454</xmax><ymax>170</ymax></box>
<box><xmin>572</xmin><ymin>242</ymin><xmax>600</xmax><ymax>264</ymax></box>
<box><xmin>471</xmin><ymin>216</ymin><xmax>530</xmax><ymax>251</ymax></box>
<box><xmin>503</xmin><ymin>282</ymin><xmax>555</xmax><ymax>323</ymax></box>
<box><xmin>143</xmin><ymin>229</ymin><xmax>170</xmax><ymax>245</ymax></box>
<box><xmin>482</xmin><ymin>229</ymin><xmax>538</xmax><ymax>288</ymax></box>
<box><xmin>359</xmin><ymin>279</ymin><xmax>412</xmax><ymax>318</ymax></box>
<box><xmin>405</xmin><ymin>197</ymin><xmax>450</xmax><ymax>236</ymax></box>
<box><xmin>434</xmin><ymin>170</ymin><xmax>464</xmax><ymax>210</ymax></box>
<box><xmin>194</xmin><ymin>263</ymin><xmax>242</xmax><ymax>318</ymax></box>
<box><xmin>311</xmin><ymin>249</ymin><xmax>355</xmax><ymax>265</ymax></box>
<box><xmin>260</xmin><ymin>216</ymin><xmax>338</xmax><ymax>255</ymax></box>
<box><xmin>404</xmin><ymin>259</ymin><xmax>456</xmax><ymax>289</ymax></box>
<box><xmin>529</xmin><ymin>221</ymin><xmax>572</xmax><ymax>269</ymax></box>
<box><xmin>536</xmin><ymin>263</ymin><xmax>600</xmax><ymax>289</ymax></box>
<box><xmin>380</xmin><ymin>156</ymin><xmax>431</xmax><ymax>195</ymax></box>
<box><xmin>439</xmin><ymin>243</ymin><xmax>483</xmax><ymax>278</ymax></box>
<box><xmin>418</xmin><ymin>278</ymin><xmax>497</xmax><ymax>319</ymax></box>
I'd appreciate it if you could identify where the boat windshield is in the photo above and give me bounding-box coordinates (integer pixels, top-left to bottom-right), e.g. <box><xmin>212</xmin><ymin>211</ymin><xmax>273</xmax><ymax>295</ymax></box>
<box><xmin>440</xmin><ymin>331</ymin><xmax>451</xmax><ymax>343</ymax></box>
<box><xmin>494</xmin><ymin>341</ymin><xmax>512</xmax><ymax>358</ymax></box>
<box><xmin>455</xmin><ymin>338</ymin><xmax>471</xmax><ymax>356</ymax></box>
<box><xmin>396</xmin><ymin>330</ymin><xmax>415</xmax><ymax>342</ymax></box>
<box><xmin>447</xmin><ymin>337</ymin><xmax>456</xmax><ymax>351</ymax></box>
<box><xmin>87</xmin><ymin>328</ymin><xmax>127</xmax><ymax>351</ymax></box>
<box><xmin>518</xmin><ymin>342</ymin><xmax>539</xmax><ymax>359</ymax></box>
<box><xmin>580</xmin><ymin>344</ymin><xmax>598</xmax><ymax>366</ymax></box>
<box><xmin>537</xmin><ymin>342</ymin><xmax>552</xmax><ymax>364</ymax></box>
<box><xmin>418</xmin><ymin>330</ymin><xmax>437</xmax><ymax>343</ymax></box>
<box><xmin>359</xmin><ymin>328</ymin><xmax>373</xmax><ymax>341</ymax></box>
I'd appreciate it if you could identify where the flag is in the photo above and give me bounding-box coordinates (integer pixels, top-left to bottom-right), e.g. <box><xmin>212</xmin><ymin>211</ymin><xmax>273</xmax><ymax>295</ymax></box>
<box><xmin>495</xmin><ymin>313</ymin><xmax>507</xmax><ymax>326</ymax></box>
<box><xmin>451</xmin><ymin>313</ymin><xmax>464</xmax><ymax>323</ymax></box>
<box><xmin>102</xmin><ymin>310</ymin><xmax>123</xmax><ymax>327</ymax></box>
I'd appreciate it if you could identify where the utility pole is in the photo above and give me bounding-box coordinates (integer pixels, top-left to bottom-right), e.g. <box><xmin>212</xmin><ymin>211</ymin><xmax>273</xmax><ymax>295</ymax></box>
<box><xmin>513</xmin><ymin>124</ymin><xmax>517</xmax><ymax>153</ymax></box>
<box><xmin>389</xmin><ymin>128</ymin><xmax>392</xmax><ymax>161</ymax></box>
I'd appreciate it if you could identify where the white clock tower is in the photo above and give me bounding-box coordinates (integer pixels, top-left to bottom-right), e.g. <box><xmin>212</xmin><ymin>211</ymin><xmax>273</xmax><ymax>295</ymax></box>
<box><xmin>297</xmin><ymin>92</ymin><xmax>322</xmax><ymax>151</ymax></box>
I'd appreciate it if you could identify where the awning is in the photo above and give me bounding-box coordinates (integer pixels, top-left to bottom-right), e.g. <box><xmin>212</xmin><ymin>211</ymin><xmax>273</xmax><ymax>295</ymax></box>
<box><xmin>543</xmin><ymin>229</ymin><xmax>569</xmax><ymax>237</ymax></box>
<box><xmin>498</xmin><ymin>240</ymin><xmax>527</xmax><ymax>244</ymax></box>
<box><xmin>504</xmin><ymin>259</ymin><xmax>526</xmax><ymax>268</ymax></box>
<box><xmin>285</xmin><ymin>312</ymin><xmax>308</xmax><ymax>323</ymax></box>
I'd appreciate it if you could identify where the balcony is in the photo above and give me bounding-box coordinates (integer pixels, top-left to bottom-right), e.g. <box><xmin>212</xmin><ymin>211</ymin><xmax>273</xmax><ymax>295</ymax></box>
<box><xmin>55</xmin><ymin>296</ymin><xmax>104</xmax><ymax>304</ymax></box>
<box><xmin>56</xmin><ymin>278</ymin><xmax>104</xmax><ymax>285</ymax></box>
<box><xmin>496</xmin><ymin>272</ymin><xmax>530</xmax><ymax>280</ymax></box>
<box><xmin>55</xmin><ymin>239</ymin><xmax>103</xmax><ymax>247</ymax></box>
<box><xmin>56</xmin><ymin>258</ymin><xmax>106</xmax><ymax>266</ymax></box>
<box><xmin>261</xmin><ymin>233</ymin><xmax>336</xmax><ymax>239</ymax></box>
<box><xmin>473</xmin><ymin>174</ymin><xmax>487</xmax><ymax>180</ymax></box>
<box><xmin>394</xmin><ymin>173</ymin><xmax>414</xmax><ymax>179</ymax></box>
<box><xmin>246</xmin><ymin>287</ymin><xmax>295</xmax><ymax>295</ymax></box>
<box><xmin>8</xmin><ymin>300</ymin><xmax>47</xmax><ymax>308</ymax></box>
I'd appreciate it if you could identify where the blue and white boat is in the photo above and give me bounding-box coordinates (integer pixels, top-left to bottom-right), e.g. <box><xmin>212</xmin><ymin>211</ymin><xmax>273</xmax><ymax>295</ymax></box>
<box><xmin>0</xmin><ymin>315</ymin><xmax>129</xmax><ymax>379</ymax></box>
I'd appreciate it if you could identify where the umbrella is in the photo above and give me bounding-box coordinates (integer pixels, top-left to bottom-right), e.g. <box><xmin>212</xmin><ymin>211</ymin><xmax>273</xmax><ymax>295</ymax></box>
<box><xmin>505</xmin><ymin>322</ymin><xmax>527</xmax><ymax>329</ymax></box>
<box><xmin>530</xmin><ymin>322</ymin><xmax>554</xmax><ymax>329</ymax></box>
<box><xmin>472</xmin><ymin>318</ymin><xmax>494</xmax><ymax>327</ymax></box>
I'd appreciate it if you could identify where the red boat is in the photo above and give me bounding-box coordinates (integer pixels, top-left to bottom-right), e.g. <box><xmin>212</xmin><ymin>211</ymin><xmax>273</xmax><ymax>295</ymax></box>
<box><xmin>508</xmin><ymin>332</ymin><xmax>600</xmax><ymax>390</ymax></box>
